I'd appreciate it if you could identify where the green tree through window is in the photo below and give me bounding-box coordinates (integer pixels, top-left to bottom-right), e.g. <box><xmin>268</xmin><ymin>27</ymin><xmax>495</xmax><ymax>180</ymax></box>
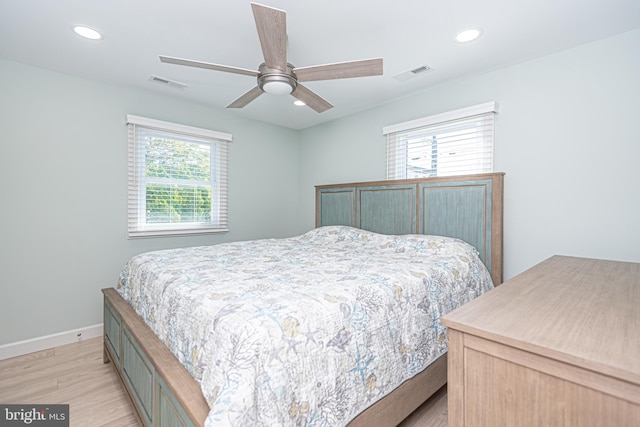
<box><xmin>144</xmin><ymin>137</ymin><xmax>212</xmax><ymax>224</ymax></box>
<box><xmin>127</xmin><ymin>114</ymin><xmax>230</xmax><ymax>238</ymax></box>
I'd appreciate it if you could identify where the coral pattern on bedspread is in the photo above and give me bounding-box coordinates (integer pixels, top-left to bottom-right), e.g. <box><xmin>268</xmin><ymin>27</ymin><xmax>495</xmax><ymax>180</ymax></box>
<box><xmin>117</xmin><ymin>226</ymin><xmax>494</xmax><ymax>426</ymax></box>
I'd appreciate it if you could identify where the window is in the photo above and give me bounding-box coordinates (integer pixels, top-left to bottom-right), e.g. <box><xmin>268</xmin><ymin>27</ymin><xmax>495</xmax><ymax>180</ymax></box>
<box><xmin>383</xmin><ymin>102</ymin><xmax>498</xmax><ymax>179</ymax></box>
<box><xmin>126</xmin><ymin>115</ymin><xmax>231</xmax><ymax>238</ymax></box>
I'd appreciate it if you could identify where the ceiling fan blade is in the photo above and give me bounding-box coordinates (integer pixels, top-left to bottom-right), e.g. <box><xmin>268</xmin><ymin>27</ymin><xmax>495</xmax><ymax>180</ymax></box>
<box><xmin>160</xmin><ymin>55</ymin><xmax>259</xmax><ymax>77</ymax></box>
<box><xmin>295</xmin><ymin>58</ymin><xmax>383</xmax><ymax>82</ymax></box>
<box><xmin>292</xmin><ymin>84</ymin><xmax>333</xmax><ymax>113</ymax></box>
<box><xmin>251</xmin><ymin>3</ymin><xmax>287</xmax><ymax>71</ymax></box>
<box><xmin>227</xmin><ymin>86</ymin><xmax>264</xmax><ymax>108</ymax></box>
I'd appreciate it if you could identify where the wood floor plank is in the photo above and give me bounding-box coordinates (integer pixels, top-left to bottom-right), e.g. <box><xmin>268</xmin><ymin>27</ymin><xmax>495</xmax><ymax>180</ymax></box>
<box><xmin>0</xmin><ymin>337</ymin><xmax>447</xmax><ymax>427</ymax></box>
<box><xmin>398</xmin><ymin>385</ymin><xmax>448</xmax><ymax>427</ymax></box>
<box><xmin>0</xmin><ymin>337</ymin><xmax>139</xmax><ymax>427</ymax></box>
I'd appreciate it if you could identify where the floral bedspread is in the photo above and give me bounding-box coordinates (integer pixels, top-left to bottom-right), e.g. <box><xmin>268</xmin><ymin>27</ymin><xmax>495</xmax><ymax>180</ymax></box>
<box><xmin>117</xmin><ymin>226</ymin><xmax>494</xmax><ymax>426</ymax></box>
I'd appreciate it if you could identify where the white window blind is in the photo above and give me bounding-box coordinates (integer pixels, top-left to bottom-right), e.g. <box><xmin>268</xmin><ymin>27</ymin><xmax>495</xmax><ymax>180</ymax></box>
<box><xmin>383</xmin><ymin>102</ymin><xmax>498</xmax><ymax>179</ymax></box>
<box><xmin>126</xmin><ymin>115</ymin><xmax>231</xmax><ymax>238</ymax></box>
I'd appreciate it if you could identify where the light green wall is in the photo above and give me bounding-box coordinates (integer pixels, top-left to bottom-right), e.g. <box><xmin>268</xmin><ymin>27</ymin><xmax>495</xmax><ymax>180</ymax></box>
<box><xmin>0</xmin><ymin>59</ymin><xmax>300</xmax><ymax>345</ymax></box>
<box><xmin>2</xmin><ymin>28</ymin><xmax>639</xmax><ymax>345</ymax></box>
<box><xmin>298</xmin><ymin>29</ymin><xmax>640</xmax><ymax>279</ymax></box>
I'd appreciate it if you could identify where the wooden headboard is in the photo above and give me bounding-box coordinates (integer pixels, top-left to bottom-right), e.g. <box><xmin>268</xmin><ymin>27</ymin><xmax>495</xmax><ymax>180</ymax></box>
<box><xmin>315</xmin><ymin>172</ymin><xmax>504</xmax><ymax>285</ymax></box>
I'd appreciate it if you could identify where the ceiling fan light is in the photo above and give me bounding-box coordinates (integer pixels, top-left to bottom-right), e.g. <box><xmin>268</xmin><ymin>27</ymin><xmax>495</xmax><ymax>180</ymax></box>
<box><xmin>262</xmin><ymin>80</ymin><xmax>294</xmax><ymax>95</ymax></box>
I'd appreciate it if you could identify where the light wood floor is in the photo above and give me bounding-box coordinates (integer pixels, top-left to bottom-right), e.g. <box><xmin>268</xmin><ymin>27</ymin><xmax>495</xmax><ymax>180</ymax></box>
<box><xmin>0</xmin><ymin>337</ymin><xmax>447</xmax><ymax>426</ymax></box>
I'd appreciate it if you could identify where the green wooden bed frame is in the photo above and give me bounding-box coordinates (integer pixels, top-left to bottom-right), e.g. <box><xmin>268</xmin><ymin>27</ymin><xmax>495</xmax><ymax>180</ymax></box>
<box><xmin>103</xmin><ymin>172</ymin><xmax>504</xmax><ymax>426</ymax></box>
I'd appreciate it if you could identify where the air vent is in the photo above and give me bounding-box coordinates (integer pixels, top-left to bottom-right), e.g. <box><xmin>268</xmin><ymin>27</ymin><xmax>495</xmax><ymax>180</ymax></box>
<box><xmin>411</xmin><ymin>66</ymin><xmax>430</xmax><ymax>75</ymax></box>
<box><xmin>393</xmin><ymin>65</ymin><xmax>433</xmax><ymax>82</ymax></box>
<box><xmin>149</xmin><ymin>75</ymin><xmax>188</xmax><ymax>91</ymax></box>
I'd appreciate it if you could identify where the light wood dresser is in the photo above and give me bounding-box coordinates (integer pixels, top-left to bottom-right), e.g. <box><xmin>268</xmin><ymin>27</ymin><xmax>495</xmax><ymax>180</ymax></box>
<box><xmin>441</xmin><ymin>255</ymin><xmax>640</xmax><ymax>426</ymax></box>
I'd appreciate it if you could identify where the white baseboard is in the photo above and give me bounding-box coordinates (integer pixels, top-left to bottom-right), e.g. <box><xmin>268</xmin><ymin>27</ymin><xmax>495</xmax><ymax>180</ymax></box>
<box><xmin>0</xmin><ymin>324</ymin><xmax>103</xmax><ymax>361</ymax></box>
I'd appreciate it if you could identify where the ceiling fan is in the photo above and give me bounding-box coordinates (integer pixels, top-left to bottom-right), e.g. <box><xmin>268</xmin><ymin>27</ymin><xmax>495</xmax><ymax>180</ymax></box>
<box><xmin>159</xmin><ymin>2</ymin><xmax>383</xmax><ymax>113</ymax></box>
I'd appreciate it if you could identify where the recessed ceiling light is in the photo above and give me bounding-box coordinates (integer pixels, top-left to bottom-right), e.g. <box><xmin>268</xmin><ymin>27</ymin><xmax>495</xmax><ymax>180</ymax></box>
<box><xmin>455</xmin><ymin>28</ymin><xmax>481</xmax><ymax>43</ymax></box>
<box><xmin>293</xmin><ymin>100</ymin><xmax>306</xmax><ymax>107</ymax></box>
<box><xmin>73</xmin><ymin>25</ymin><xmax>102</xmax><ymax>40</ymax></box>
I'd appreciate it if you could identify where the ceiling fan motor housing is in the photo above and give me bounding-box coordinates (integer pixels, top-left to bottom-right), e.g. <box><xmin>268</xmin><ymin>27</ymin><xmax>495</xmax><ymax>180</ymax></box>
<box><xmin>257</xmin><ymin>63</ymin><xmax>298</xmax><ymax>95</ymax></box>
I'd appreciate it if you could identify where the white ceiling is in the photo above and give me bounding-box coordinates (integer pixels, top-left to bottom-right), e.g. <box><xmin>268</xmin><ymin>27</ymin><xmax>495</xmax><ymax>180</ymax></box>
<box><xmin>1</xmin><ymin>0</ymin><xmax>639</xmax><ymax>130</ymax></box>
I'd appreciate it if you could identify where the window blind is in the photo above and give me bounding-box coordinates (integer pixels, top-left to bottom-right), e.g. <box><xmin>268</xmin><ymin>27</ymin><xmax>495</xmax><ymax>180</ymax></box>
<box><xmin>383</xmin><ymin>102</ymin><xmax>498</xmax><ymax>179</ymax></box>
<box><xmin>126</xmin><ymin>115</ymin><xmax>231</xmax><ymax>238</ymax></box>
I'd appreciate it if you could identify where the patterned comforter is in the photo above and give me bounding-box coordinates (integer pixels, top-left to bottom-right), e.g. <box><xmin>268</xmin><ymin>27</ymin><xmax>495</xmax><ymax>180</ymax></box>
<box><xmin>117</xmin><ymin>226</ymin><xmax>494</xmax><ymax>426</ymax></box>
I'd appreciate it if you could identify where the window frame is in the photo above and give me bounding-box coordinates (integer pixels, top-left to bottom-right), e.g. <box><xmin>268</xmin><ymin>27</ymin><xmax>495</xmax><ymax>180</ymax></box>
<box><xmin>126</xmin><ymin>115</ymin><xmax>231</xmax><ymax>238</ymax></box>
<box><xmin>383</xmin><ymin>102</ymin><xmax>498</xmax><ymax>180</ymax></box>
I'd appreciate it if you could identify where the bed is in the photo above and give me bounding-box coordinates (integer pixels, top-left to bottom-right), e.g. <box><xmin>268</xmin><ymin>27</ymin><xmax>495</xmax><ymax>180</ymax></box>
<box><xmin>103</xmin><ymin>172</ymin><xmax>504</xmax><ymax>427</ymax></box>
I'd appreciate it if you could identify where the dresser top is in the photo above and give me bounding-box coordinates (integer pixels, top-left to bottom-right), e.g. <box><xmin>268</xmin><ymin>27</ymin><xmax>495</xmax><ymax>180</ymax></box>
<box><xmin>441</xmin><ymin>255</ymin><xmax>640</xmax><ymax>385</ymax></box>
